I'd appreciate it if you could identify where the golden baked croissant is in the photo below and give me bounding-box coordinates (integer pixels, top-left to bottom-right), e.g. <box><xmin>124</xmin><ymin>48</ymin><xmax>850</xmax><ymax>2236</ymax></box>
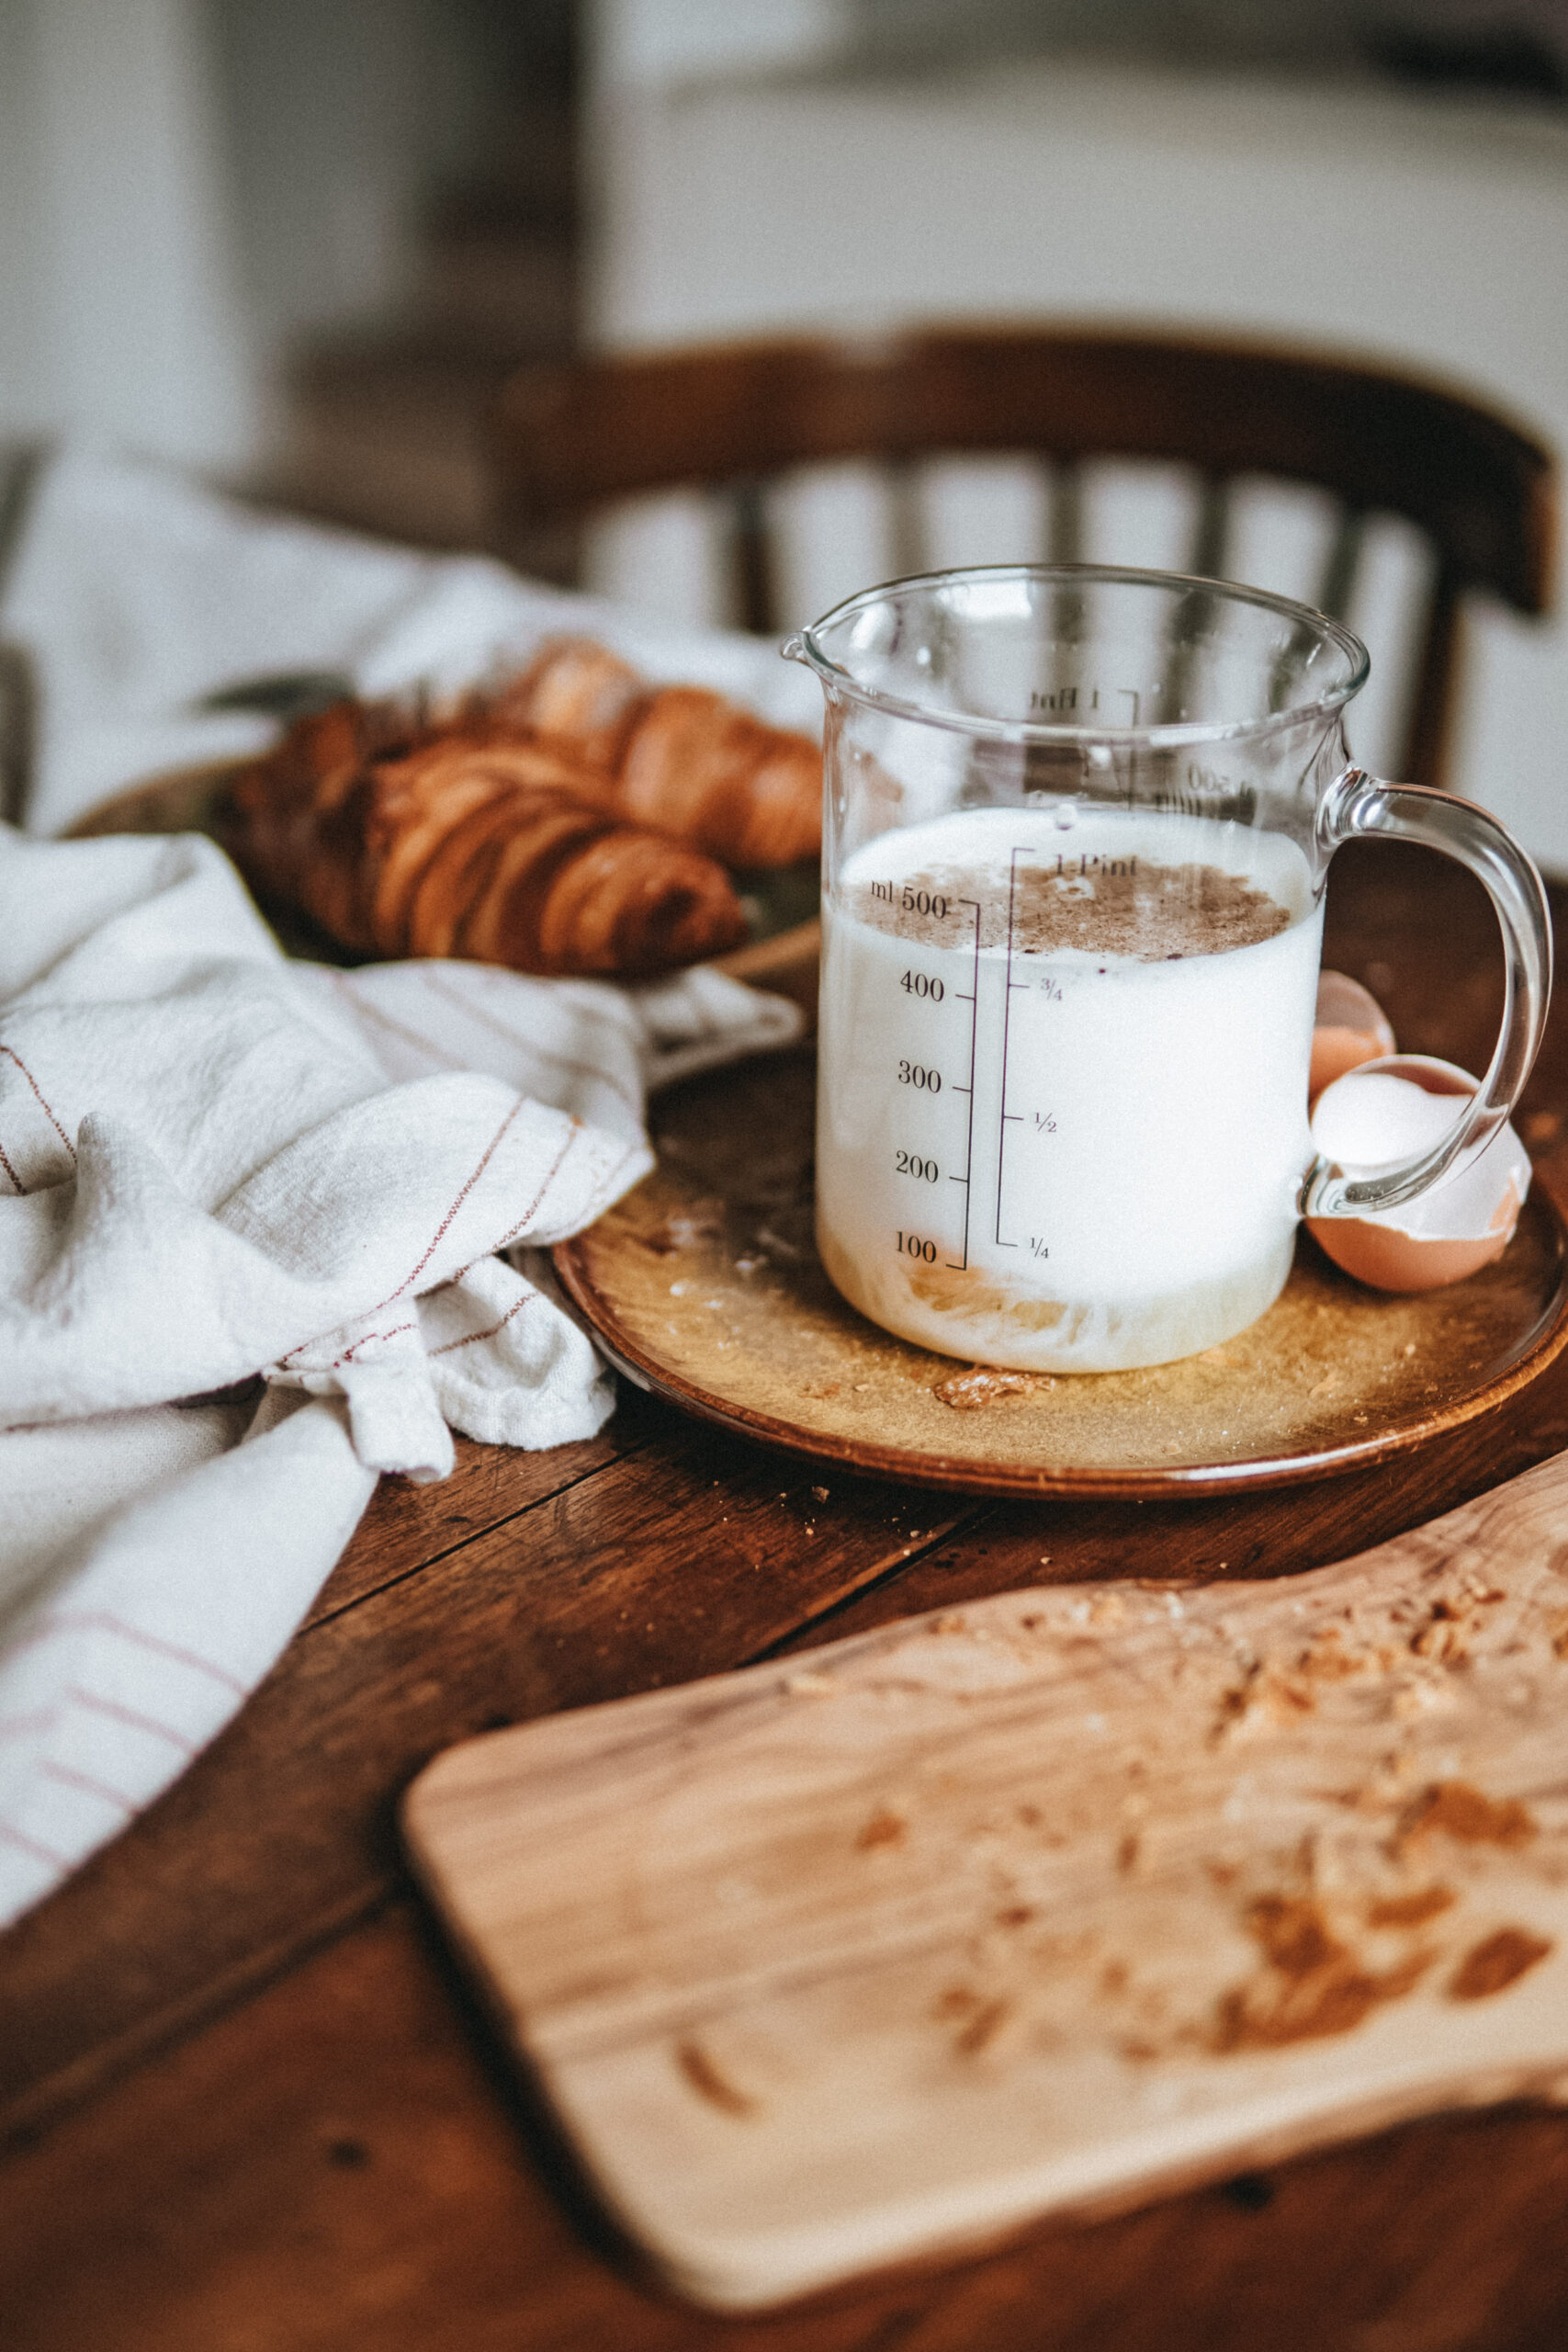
<box><xmin>224</xmin><ymin>705</ymin><xmax>748</xmax><ymax>978</ymax></box>
<box><xmin>479</xmin><ymin>637</ymin><xmax>645</xmax><ymax>771</ymax></box>
<box><xmin>615</xmin><ymin>684</ymin><xmax>821</xmax><ymax>868</ymax></box>
<box><xmin>485</xmin><ymin>636</ymin><xmax>822</xmax><ymax>868</ymax></box>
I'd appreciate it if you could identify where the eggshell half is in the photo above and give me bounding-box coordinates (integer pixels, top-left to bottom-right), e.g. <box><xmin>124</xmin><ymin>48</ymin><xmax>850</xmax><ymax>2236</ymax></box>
<box><xmin>1306</xmin><ymin>1055</ymin><xmax>1530</xmax><ymax>1292</ymax></box>
<box><xmin>1309</xmin><ymin>970</ymin><xmax>1397</xmax><ymax>1102</ymax></box>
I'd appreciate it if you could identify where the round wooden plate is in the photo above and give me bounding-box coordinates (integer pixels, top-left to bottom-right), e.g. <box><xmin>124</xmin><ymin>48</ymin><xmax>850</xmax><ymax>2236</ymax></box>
<box><xmin>554</xmin><ymin>1046</ymin><xmax>1568</xmax><ymax>1498</ymax></box>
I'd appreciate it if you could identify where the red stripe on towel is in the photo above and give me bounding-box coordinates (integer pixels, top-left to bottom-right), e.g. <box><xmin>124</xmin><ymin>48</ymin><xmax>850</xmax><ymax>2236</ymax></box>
<box><xmin>0</xmin><ymin>1043</ymin><xmax>76</xmax><ymax>1161</ymax></box>
<box><xmin>0</xmin><ymin>1710</ymin><xmax>54</xmax><ymax>1740</ymax></box>
<box><xmin>279</xmin><ymin>1096</ymin><xmax>526</xmax><ymax>1368</ymax></box>
<box><xmin>17</xmin><ymin>1613</ymin><xmax>248</xmax><ymax>1698</ymax></box>
<box><xmin>41</xmin><ymin>1760</ymin><xmax>137</xmax><ymax>1815</ymax></box>
<box><xmin>330</xmin><ymin>1321</ymin><xmax>417</xmax><ymax>1370</ymax></box>
<box><xmin>561</xmin><ymin>1136</ymin><xmax>645</xmax><ymax>1234</ymax></box>
<box><xmin>491</xmin><ymin>1128</ymin><xmax>642</xmax><ymax>1263</ymax></box>
<box><xmin>423</xmin><ymin>970</ymin><xmax>641</xmax><ymax>1114</ymax></box>
<box><xmin>490</xmin><ymin>1120</ymin><xmax>587</xmax><ymax>1254</ymax></box>
<box><xmin>66</xmin><ymin>1687</ymin><xmax>197</xmax><ymax>1755</ymax></box>
<box><xmin>394</xmin><ymin>1096</ymin><xmax>525</xmax><ymax>1298</ymax></box>
<box><xmin>329</xmin><ymin>974</ymin><xmax>451</xmax><ymax>1067</ymax></box>
<box><xmin>427</xmin><ymin>1292</ymin><xmax>531</xmax><ymax>1357</ymax></box>
<box><xmin>0</xmin><ymin>1817</ymin><xmax>68</xmax><ymax>1871</ymax></box>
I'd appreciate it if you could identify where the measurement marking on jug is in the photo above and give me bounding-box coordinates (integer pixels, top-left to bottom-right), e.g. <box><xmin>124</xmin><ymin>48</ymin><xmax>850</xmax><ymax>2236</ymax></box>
<box><xmin>994</xmin><ymin>851</ymin><xmax>1032</xmax><ymax>1249</ymax></box>
<box><xmin>1023</xmin><ymin>681</ymin><xmax>1143</xmax><ymax>723</ymax></box>
<box><xmin>946</xmin><ymin>898</ymin><xmax>982</xmax><ymax>1271</ymax></box>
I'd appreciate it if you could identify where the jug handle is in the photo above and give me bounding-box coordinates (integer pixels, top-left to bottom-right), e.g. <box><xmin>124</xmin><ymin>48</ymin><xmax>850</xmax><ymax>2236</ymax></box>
<box><xmin>1302</xmin><ymin>767</ymin><xmax>1552</xmax><ymax>1220</ymax></box>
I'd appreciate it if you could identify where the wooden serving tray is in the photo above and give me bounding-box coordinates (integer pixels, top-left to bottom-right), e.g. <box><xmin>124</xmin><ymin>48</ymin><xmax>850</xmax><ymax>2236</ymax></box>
<box><xmin>404</xmin><ymin>1448</ymin><xmax>1568</xmax><ymax>2310</ymax></box>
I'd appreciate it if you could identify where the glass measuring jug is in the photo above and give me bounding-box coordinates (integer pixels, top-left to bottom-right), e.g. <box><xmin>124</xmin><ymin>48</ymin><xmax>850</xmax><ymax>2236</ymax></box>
<box><xmin>786</xmin><ymin>566</ymin><xmax>1551</xmax><ymax>1374</ymax></box>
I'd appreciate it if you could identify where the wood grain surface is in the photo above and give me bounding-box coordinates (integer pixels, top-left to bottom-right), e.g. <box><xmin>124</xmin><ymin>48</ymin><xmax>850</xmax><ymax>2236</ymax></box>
<box><xmin>6</xmin><ymin>840</ymin><xmax>1568</xmax><ymax>2351</ymax></box>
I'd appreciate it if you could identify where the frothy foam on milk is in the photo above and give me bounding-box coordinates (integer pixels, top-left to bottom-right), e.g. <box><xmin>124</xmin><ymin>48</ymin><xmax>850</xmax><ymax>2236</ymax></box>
<box><xmin>852</xmin><ymin>852</ymin><xmax>1292</xmax><ymax>959</ymax></box>
<box><xmin>817</xmin><ymin>808</ymin><xmax>1322</xmax><ymax>1373</ymax></box>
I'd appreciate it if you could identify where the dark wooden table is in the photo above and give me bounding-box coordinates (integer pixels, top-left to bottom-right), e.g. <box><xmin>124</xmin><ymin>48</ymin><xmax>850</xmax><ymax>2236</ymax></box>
<box><xmin>6</xmin><ymin>840</ymin><xmax>1568</xmax><ymax>2352</ymax></box>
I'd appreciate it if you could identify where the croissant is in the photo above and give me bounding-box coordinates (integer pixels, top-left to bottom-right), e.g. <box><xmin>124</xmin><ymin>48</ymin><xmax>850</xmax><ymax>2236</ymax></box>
<box><xmin>478</xmin><ymin>637</ymin><xmax>645</xmax><ymax>771</ymax></box>
<box><xmin>615</xmin><ymin>684</ymin><xmax>821</xmax><ymax>868</ymax></box>
<box><xmin>488</xmin><ymin>637</ymin><xmax>822</xmax><ymax>868</ymax></box>
<box><xmin>224</xmin><ymin>706</ymin><xmax>748</xmax><ymax>978</ymax></box>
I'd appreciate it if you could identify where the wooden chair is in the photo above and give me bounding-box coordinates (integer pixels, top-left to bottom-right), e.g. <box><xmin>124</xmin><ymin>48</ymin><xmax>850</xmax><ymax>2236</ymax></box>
<box><xmin>491</xmin><ymin>327</ymin><xmax>1554</xmax><ymax>786</ymax></box>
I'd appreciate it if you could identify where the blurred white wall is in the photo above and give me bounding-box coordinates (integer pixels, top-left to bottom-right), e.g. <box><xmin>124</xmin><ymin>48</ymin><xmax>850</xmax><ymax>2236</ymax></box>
<box><xmin>589</xmin><ymin>0</ymin><xmax>843</xmax><ymax>92</ymax></box>
<box><xmin>0</xmin><ymin>0</ymin><xmax>510</xmax><ymax>476</ymax></box>
<box><xmin>583</xmin><ymin>40</ymin><xmax>1568</xmax><ymax>866</ymax></box>
<box><xmin>0</xmin><ymin>0</ymin><xmax>256</xmax><ymax>469</ymax></box>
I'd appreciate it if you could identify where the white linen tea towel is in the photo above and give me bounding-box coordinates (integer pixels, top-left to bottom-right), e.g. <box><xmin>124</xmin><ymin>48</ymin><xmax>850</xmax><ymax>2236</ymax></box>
<box><xmin>0</xmin><ymin>822</ymin><xmax>801</xmax><ymax>1927</ymax></box>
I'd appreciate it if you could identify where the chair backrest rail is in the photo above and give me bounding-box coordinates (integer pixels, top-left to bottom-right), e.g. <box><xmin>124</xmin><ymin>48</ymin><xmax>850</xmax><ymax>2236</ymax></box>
<box><xmin>491</xmin><ymin>328</ymin><xmax>1555</xmax><ymax>786</ymax></box>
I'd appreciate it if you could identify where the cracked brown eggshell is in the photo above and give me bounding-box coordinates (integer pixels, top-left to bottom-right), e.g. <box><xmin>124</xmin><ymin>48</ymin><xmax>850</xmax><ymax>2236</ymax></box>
<box><xmin>1306</xmin><ymin>1055</ymin><xmax>1530</xmax><ymax>1293</ymax></box>
<box><xmin>1310</xmin><ymin>970</ymin><xmax>1398</xmax><ymax>1103</ymax></box>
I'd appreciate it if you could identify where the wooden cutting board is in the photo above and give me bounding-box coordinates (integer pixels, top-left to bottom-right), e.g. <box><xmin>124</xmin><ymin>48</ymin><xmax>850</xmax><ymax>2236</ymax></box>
<box><xmin>403</xmin><ymin>1453</ymin><xmax>1568</xmax><ymax>2312</ymax></box>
